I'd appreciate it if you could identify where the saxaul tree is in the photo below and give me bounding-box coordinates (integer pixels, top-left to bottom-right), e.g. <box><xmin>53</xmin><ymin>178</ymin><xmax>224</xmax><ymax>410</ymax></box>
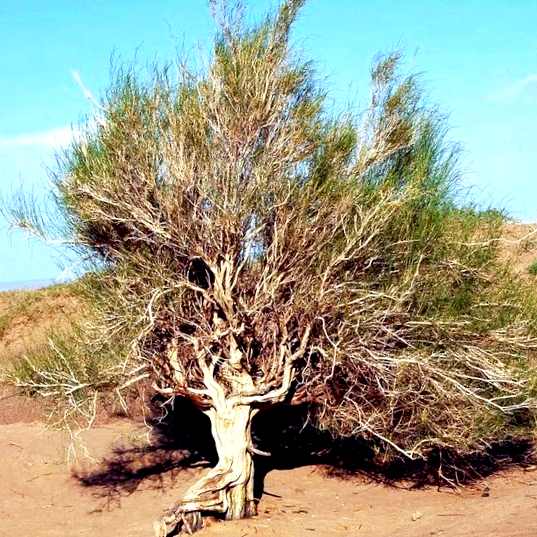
<box><xmin>11</xmin><ymin>0</ymin><xmax>537</xmax><ymax>535</ymax></box>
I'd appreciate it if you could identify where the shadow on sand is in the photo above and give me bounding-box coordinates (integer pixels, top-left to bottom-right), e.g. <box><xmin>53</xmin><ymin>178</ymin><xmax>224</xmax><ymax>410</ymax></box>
<box><xmin>74</xmin><ymin>398</ymin><xmax>216</xmax><ymax>508</ymax></box>
<box><xmin>75</xmin><ymin>396</ymin><xmax>536</xmax><ymax>509</ymax></box>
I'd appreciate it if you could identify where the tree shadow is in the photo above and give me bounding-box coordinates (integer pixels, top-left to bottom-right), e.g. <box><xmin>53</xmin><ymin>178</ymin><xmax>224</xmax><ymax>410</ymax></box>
<box><xmin>252</xmin><ymin>404</ymin><xmax>536</xmax><ymax>495</ymax></box>
<box><xmin>74</xmin><ymin>397</ymin><xmax>217</xmax><ymax>510</ymax></box>
<box><xmin>75</xmin><ymin>397</ymin><xmax>536</xmax><ymax>511</ymax></box>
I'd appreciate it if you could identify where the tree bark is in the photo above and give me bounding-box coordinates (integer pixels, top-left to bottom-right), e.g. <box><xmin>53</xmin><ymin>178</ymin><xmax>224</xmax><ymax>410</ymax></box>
<box><xmin>154</xmin><ymin>401</ymin><xmax>257</xmax><ymax>536</ymax></box>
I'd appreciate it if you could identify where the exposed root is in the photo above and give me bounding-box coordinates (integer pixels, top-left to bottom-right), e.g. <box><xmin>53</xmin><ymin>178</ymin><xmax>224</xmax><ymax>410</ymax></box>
<box><xmin>153</xmin><ymin>465</ymin><xmax>257</xmax><ymax>536</ymax></box>
<box><xmin>153</xmin><ymin>510</ymin><xmax>203</xmax><ymax>537</ymax></box>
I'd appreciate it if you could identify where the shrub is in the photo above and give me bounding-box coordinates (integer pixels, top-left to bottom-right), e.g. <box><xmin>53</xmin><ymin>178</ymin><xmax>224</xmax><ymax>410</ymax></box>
<box><xmin>7</xmin><ymin>1</ymin><xmax>537</xmax><ymax>534</ymax></box>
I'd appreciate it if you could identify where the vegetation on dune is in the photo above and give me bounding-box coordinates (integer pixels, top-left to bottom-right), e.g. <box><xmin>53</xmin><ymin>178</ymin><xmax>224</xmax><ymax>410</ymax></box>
<box><xmin>0</xmin><ymin>284</ymin><xmax>72</xmax><ymax>339</ymax></box>
<box><xmin>0</xmin><ymin>281</ymin><xmax>132</xmax><ymax>425</ymax></box>
<box><xmin>0</xmin><ymin>283</ymin><xmax>81</xmax><ymax>368</ymax></box>
<box><xmin>5</xmin><ymin>0</ymin><xmax>537</xmax><ymax>534</ymax></box>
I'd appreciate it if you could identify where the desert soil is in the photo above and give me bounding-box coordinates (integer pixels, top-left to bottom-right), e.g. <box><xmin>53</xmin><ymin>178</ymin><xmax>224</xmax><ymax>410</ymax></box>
<box><xmin>1</xmin><ymin>415</ymin><xmax>537</xmax><ymax>537</ymax></box>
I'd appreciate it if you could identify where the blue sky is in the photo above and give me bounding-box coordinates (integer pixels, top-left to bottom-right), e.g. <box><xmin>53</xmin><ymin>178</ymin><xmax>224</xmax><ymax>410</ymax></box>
<box><xmin>1</xmin><ymin>0</ymin><xmax>537</xmax><ymax>284</ymax></box>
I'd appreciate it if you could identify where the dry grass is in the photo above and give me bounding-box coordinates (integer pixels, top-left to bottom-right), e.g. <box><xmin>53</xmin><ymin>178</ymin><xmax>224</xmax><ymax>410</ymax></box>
<box><xmin>0</xmin><ymin>284</ymin><xmax>81</xmax><ymax>367</ymax></box>
<box><xmin>0</xmin><ymin>282</ymin><xmax>145</xmax><ymax>426</ymax></box>
<box><xmin>0</xmin><ymin>283</ymin><xmax>82</xmax><ymax>424</ymax></box>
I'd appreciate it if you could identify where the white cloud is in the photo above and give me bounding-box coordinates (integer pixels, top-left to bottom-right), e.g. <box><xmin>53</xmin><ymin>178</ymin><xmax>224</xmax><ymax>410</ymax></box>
<box><xmin>0</xmin><ymin>67</ymin><xmax>103</xmax><ymax>150</ymax></box>
<box><xmin>71</xmin><ymin>70</ymin><xmax>99</xmax><ymax>105</ymax></box>
<box><xmin>0</xmin><ymin>69</ymin><xmax>107</xmax><ymax>151</ymax></box>
<box><xmin>0</xmin><ymin>126</ymin><xmax>77</xmax><ymax>148</ymax></box>
<box><xmin>487</xmin><ymin>74</ymin><xmax>537</xmax><ymax>103</ymax></box>
<box><xmin>71</xmin><ymin>69</ymin><xmax>106</xmax><ymax>127</ymax></box>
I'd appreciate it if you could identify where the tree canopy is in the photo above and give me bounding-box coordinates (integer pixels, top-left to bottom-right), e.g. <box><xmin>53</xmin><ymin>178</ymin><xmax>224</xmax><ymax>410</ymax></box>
<box><xmin>8</xmin><ymin>1</ymin><xmax>537</xmax><ymax>534</ymax></box>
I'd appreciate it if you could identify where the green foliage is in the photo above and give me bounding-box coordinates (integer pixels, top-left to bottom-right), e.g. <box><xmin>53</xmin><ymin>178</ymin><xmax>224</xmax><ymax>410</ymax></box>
<box><xmin>6</xmin><ymin>0</ymin><xmax>537</xmax><ymax>464</ymax></box>
<box><xmin>528</xmin><ymin>259</ymin><xmax>537</xmax><ymax>276</ymax></box>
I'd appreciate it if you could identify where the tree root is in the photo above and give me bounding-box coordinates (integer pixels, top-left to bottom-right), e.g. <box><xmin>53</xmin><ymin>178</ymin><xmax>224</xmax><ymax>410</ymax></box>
<box><xmin>153</xmin><ymin>463</ymin><xmax>256</xmax><ymax>536</ymax></box>
<box><xmin>153</xmin><ymin>510</ymin><xmax>203</xmax><ymax>537</ymax></box>
<box><xmin>154</xmin><ymin>404</ymin><xmax>257</xmax><ymax>535</ymax></box>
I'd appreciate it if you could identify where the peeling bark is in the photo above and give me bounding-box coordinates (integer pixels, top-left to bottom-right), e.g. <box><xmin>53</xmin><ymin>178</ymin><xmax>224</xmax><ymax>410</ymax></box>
<box><xmin>154</xmin><ymin>402</ymin><xmax>257</xmax><ymax>536</ymax></box>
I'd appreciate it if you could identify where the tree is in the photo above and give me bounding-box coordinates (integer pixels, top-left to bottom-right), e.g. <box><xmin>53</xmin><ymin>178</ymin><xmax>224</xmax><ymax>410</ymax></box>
<box><xmin>9</xmin><ymin>1</ymin><xmax>537</xmax><ymax>535</ymax></box>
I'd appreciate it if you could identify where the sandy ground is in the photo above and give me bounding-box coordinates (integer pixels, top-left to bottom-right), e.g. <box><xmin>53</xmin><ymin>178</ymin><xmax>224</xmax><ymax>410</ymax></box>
<box><xmin>500</xmin><ymin>223</ymin><xmax>537</xmax><ymax>277</ymax></box>
<box><xmin>1</xmin><ymin>418</ymin><xmax>537</xmax><ymax>537</ymax></box>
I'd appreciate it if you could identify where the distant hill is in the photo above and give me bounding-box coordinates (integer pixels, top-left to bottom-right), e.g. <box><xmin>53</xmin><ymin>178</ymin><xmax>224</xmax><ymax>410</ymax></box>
<box><xmin>0</xmin><ymin>279</ymin><xmax>59</xmax><ymax>292</ymax></box>
<box><xmin>0</xmin><ymin>282</ymin><xmax>81</xmax><ymax>367</ymax></box>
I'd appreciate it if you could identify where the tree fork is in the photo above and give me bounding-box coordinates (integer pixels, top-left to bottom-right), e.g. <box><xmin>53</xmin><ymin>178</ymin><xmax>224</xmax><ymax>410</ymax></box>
<box><xmin>154</xmin><ymin>402</ymin><xmax>258</xmax><ymax>536</ymax></box>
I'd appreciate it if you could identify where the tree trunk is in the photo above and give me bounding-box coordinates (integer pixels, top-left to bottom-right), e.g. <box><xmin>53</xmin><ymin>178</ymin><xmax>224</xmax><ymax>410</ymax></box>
<box><xmin>154</xmin><ymin>402</ymin><xmax>257</xmax><ymax>536</ymax></box>
<box><xmin>204</xmin><ymin>403</ymin><xmax>257</xmax><ymax>520</ymax></box>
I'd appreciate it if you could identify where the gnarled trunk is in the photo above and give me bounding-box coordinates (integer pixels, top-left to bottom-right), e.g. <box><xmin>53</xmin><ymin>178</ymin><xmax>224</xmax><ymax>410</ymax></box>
<box><xmin>214</xmin><ymin>405</ymin><xmax>257</xmax><ymax>519</ymax></box>
<box><xmin>154</xmin><ymin>402</ymin><xmax>257</xmax><ymax>536</ymax></box>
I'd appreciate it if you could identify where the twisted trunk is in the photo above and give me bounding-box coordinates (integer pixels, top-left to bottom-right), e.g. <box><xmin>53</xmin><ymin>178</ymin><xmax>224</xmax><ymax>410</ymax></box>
<box><xmin>154</xmin><ymin>402</ymin><xmax>257</xmax><ymax>536</ymax></box>
<box><xmin>153</xmin><ymin>318</ymin><xmax>310</xmax><ymax>535</ymax></box>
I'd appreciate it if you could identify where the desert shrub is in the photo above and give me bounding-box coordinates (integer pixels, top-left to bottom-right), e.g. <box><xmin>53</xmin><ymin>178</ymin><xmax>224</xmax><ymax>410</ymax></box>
<box><xmin>5</xmin><ymin>325</ymin><xmax>133</xmax><ymax>424</ymax></box>
<box><xmin>528</xmin><ymin>259</ymin><xmax>537</xmax><ymax>276</ymax></box>
<box><xmin>6</xmin><ymin>0</ymin><xmax>537</xmax><ymax>534</ymax></box>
